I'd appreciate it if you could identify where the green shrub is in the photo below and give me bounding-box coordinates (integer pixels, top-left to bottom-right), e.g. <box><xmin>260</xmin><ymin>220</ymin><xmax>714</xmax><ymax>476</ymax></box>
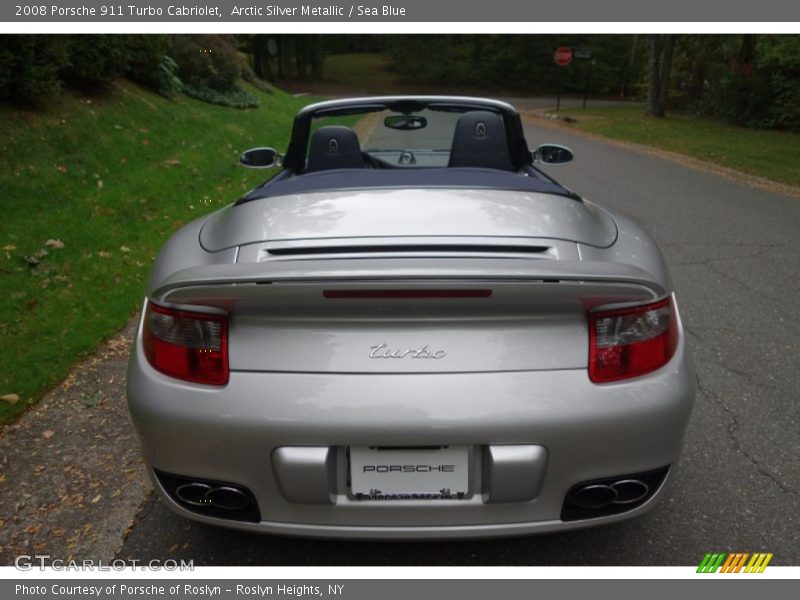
<box><xmin>60</xmin><ymin>35</ymin><xmax>129</xmax><ymax>87</ymax></box>
<box><xmin>123</xmin><ymin>35</ymin><xmax>176</xmax><ymax>95</ymax></box>
<box><xmin>0</xmin><ymin>35</ymin><xmax>69</xmax><ymax>106</ymax></box>
<box><xmin>169</xmin><ymin>35</ymin><xmax>242</xmax><ymax>92</ymax></box>
<box><xmin>181</xmin><ymin>82</ymin><xmax>259</xmax><ymax>109</ymax></box>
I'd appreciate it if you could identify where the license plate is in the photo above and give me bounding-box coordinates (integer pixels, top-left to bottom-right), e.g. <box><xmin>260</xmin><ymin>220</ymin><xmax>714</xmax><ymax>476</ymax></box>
<box><xmin>348</xmin><ymin>446</ymin><xmax>469</xmax><ymax>499</ymax></box>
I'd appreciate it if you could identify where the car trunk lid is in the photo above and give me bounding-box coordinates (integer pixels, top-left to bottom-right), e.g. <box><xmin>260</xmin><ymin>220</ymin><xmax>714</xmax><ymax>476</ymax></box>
<box><xmin>200</xmin><ymin>188</ymin><xmax>617</xmax><ymax>251</ymax></box>
<box><xmin>150</xmin><ymin>258</ymin><xmax>661</xmax><ymax>374</ymax></box>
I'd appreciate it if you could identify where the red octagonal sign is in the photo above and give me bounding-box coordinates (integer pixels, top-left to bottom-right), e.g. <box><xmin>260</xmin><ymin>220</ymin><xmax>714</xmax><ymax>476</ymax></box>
<box><xmin>554</xmin><ymin>46</ymin><xmax>573</xmax><ymax>66</ymax></box>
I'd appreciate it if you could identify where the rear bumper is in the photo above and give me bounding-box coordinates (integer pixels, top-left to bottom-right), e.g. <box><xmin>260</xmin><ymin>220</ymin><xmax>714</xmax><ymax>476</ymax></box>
<box><xmin>149</xmin><ymin>467</ymin><xmax>675</xmax><ymax>540</ymax></box>
<box><xmin>127</xmin><ymin>318</ymin><xmax>694</xmax><ymax>539</ymax></box>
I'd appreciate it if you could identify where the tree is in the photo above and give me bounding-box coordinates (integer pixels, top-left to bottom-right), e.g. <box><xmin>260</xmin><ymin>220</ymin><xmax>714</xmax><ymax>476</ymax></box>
<box><xmin>647</xmin><ymin>34</ymin><xmax>677</xmax><ymax>117</ymax></box>
<box><xmin>617</xmin><ymin>34</ymin><xmax>639</xmax><ymax>98</ymax></box>
<box><xmin>251</xmin><ymin>35</ymin><xmax>274</xmax><ymax>82</ymax></box>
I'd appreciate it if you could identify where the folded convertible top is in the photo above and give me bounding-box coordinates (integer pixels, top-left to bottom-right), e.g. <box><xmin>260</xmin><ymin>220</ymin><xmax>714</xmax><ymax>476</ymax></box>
<box><xmin>238</xmin><ymin>167</ymin><xmax>575</xmax><ymax>204</ymax></box>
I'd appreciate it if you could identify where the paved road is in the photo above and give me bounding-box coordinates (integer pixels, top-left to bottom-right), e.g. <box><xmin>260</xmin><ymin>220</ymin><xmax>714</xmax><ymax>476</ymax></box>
<box><xmin>119</xmin><ymin>123</ymin><xmax>799</xmax><ymax>566</ymax></box>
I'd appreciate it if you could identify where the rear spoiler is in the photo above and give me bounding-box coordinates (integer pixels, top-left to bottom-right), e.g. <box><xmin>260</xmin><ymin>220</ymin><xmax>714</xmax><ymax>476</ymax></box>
<box><xmin>150</xmin><ymin>258</ymin><xmax>667</xmax><ymax>306</ymax></box>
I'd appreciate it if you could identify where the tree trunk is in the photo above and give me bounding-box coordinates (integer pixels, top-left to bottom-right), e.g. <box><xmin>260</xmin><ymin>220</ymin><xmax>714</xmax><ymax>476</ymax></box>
<box><xmin>647</xmin><ymin>35</ymin><xmax>662</xmax><ymax>116</ymax></box>
<box><xmin>252</xmin><ymin>35</ymin><xmax>273</xmax><ymax>82</ymax></box>
<box><xmin>618</xmin><ymin>34</ymin><xmax>639</xmax><ymax>98</ymax></box>
<box><xmin>309</xmin><ymin>35</ymin><xmax>324</xmax><ymax>79</ymax></box>
<box><xmin>656</xmin><ymin>35</ymin><xmax>676</xmax><ymax>116</ymax></box>
<box><xmin>647</xmin><ymin>34</ymin><xmax>677</xmax><ymax>118</ymax></box>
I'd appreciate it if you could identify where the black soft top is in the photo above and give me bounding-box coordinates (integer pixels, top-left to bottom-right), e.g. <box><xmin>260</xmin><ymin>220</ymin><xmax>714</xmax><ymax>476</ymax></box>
<box><xmin>238</xmin><ymin>167</ymin><xmax>577</xmax><ymax>204</ymax></box>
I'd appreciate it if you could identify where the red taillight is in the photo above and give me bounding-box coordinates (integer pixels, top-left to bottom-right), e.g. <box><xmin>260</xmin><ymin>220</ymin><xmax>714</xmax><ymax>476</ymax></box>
<box><xmin>588</xmin><ymin>297</ymin><xmax>678</xmax><ymax>383</ymax></box>
<box><xmin>143</xmin><ymin>303</ymin><xmax>228</xmax><ymax>385</ymax></box>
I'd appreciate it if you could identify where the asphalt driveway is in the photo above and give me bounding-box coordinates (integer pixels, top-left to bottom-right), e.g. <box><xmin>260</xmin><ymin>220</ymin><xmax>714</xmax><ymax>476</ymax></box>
<box><xmin>117</xmin><ymin>120</ymin><xmax>799</xmax><ymax>566</ymax></box>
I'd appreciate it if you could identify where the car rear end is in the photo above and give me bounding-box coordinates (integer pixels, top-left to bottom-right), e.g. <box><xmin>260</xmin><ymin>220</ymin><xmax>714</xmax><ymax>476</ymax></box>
<box><xmin>127</xmin><ymin>237</ymin><xmax>694</xmax><ymax>538</ymax></box>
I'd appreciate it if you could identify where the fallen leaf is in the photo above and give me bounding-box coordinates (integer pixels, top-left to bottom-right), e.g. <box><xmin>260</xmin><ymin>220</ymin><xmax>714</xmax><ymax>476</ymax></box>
<box><xmin>82</xmin><ymin>392</ymin><xmax>103</xmax><ymax>408</ymax></box>
<box><xmin>164</xmin><ymin>159</ymin><xmax>181</xmax><ymax>166</ymax></box>
<box><xmin>98</xmin><ymin>251</ymin><xmax>112</xmax><ymax>259</ymax></box>
<box><xmin>119</xmin><ymin>246</ymin><xmax>131</xmax><ymax>253</ymax></box>
<box><xmin>56</xmin><ymin>165</ymin><xmax>68</xmax><ymax>174</ymax></box>
<box><xmin>45</xmin><ymin>239</ymin><xmax>65</xmax><ymax>249</ymax></box>
<box><xmin>3</xmin><ymin>244</ymin><xmax>16</xmax><ymax>252</ymax></box>
<box><xmin>51</xmin><ymin>528</ymin><xmax>66</xmax><ymax>537</ymax></box>
<box><xmin>1</xmin><ymin>393</ymin><xmax>19</xmax><ymax>404</ymax></box>
<box><xmin>96</xmin><ymin>180</ymin><xmax>103</xmax><ymax>189</ymax></box>
<box><xmin>42</xmin><ymin>430</ymin><xmax>55</xmax><ymax>440</ymax></box>
<box><xmin>168</xmin><ymin>543</ymin><xmax>178</xmax><ymax>553</ymax></box>
<box><xmin>90</xmin><ymin>494</ymin><xmax>102</xmax><ymax>504</ymax></box>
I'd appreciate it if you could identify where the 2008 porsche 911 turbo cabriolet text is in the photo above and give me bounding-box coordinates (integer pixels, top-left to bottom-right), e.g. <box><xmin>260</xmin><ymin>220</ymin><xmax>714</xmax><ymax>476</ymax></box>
<box><xmin>126</xmin><ymin>96</ymin><xmax>695</xmax><ymax>538</ymax></box>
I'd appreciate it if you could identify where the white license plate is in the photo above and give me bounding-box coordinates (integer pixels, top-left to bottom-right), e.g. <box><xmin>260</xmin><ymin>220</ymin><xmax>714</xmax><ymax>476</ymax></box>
<box><xmin>348</xmin><ymin>446</ymin><xmax>469</xmax><ymax>499</ymax></box>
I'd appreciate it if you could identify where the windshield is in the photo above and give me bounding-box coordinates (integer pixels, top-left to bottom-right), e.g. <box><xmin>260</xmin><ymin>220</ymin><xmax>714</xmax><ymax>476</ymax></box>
<box><xmin>310</xmin><ymin>109</ymin><xmax>467</xmax><ymax>167</ymax></box>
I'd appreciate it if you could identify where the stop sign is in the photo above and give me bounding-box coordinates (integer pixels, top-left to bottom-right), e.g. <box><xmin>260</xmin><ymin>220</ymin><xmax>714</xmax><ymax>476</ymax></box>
<box><xmin>554</xmin><ymin>47</ymin><xmax>573</xmax><ymax>66</ymax></box>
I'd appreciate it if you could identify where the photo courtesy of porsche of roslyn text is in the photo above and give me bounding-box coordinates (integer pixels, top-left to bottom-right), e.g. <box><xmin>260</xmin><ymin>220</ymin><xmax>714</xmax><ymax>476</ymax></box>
<box><xmin>1</xmin><ymin>34</ymin><xmax>798</xmax><ymax>566</ymax></box>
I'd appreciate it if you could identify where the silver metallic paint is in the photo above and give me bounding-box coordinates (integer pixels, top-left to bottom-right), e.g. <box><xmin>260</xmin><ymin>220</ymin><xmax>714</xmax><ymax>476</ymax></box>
<box><xmin>127</xmin><ymin>301</ymin><xmax>693</xmax><ymax>536</ymax></box>
<box><xmin>127</xmin><ymin>97</ymin><xmax>695</xmax><ymax>538</ymax></box>
<box><xmin>199</xmin><ymin>190</ymin><xmax>618</xmax><ymax>252</ymax></box>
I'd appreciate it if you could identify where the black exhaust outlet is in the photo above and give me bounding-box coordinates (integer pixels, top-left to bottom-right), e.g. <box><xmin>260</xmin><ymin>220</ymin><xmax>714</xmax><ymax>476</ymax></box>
<box><xmin>155</xmin><ymin>470</ymin><xmax>261</xmax><ymax>523</ymax></box>
<box><xmin>569</xmin><ymin>484</ymin><xmax>617</xmax><ymax>509</ymax></box>
<box><xmin>561</xmin><ymin>466</ymin><xmax>669</xmax><ymax>521</ymax></box>
<box><xmin>611</xmin><ymin>479</ymin><xmax>650</xmax><ymax>504</ymax></box>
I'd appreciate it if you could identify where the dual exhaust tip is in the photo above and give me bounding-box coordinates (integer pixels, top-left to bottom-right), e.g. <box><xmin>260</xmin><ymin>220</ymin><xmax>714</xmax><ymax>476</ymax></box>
<box><xmin>154</xmin><ymin>469</ymin><xmax>261</xmax><ymax>523</ymax></box>
<box><xmin>569</xmin><ymin>478</ymin><xmax>650</xmax><ymax>509</ymax></box>
<box><xmin>175</xmin><ymin>482</ymin><xmax>251</xmax><ymax>511</ymax></box>
<box><xmin>175</xmin><ymin>479</ymin><xmax>650</xmax><ymax>512</ymax></box>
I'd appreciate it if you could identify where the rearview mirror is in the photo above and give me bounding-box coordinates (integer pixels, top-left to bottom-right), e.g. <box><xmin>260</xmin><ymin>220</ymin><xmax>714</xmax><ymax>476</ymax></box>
<box><xmin>239</xmin><ymin>147</ymin><xmax>281</xmax><ymax>169</ymax></box>
<box><xmin>384</xmin><ymin>115</ymin><xmax>428</xmax><ymax>131</ymax></box>
<box><xmin>533</xmin><ymin>144</ymin><xmax>574</xmax><ymax>165</ymax></box>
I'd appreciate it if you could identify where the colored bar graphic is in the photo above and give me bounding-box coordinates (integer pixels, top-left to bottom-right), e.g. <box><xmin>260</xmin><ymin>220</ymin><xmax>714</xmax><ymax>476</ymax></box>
<box><xmin>697</xmin><ymin>553</ymin><xmax>727</xmax><ymax>573</ymax></box>
<box><xmin>744</xmin><ymin>553</ymin><xmax>774</xmax><ymax>573</ymax></box>
<box><xmin>698</xmin><ymin>552</ymin><xmax>773</xmax><ymax>573</ymax></box>
<box><xmin>733</xmin><ymin>553</ymin><xmax>749</xmax><ymax>573</ymax></box>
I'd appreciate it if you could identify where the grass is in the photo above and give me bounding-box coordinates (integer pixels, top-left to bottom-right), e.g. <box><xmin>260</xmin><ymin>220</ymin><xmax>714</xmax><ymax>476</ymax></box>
<box><xmin>0</xmin><ymin>82</ymin><xmax>311</xmax><ymax>424</ymax></box>
<box><xmin>555</xmin><ymin>105</ymin><xmax>800</xmax><ymax>188</ymax></box>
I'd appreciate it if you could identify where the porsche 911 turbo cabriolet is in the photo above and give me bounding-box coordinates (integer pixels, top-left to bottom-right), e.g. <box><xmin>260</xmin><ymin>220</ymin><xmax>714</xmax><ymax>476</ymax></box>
<box><xmin>127</xmin><ymin>96</ymin><xmax>695</xmax><ymax>539</ymax></box>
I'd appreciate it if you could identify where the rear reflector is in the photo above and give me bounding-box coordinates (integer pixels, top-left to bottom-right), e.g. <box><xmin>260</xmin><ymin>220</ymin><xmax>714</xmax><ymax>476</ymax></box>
<box><xmin>588</xmin><ymin>297</ymin><xmax>678</xmax><ymax>383</ymax></box>
<box><xmin>323</xmin><ymin>289</ymin><xmax>492</xmax><ymax>299</ymax></box>
<box><xmin>143</xmin><ymin>303</ymin><xmax>228</xmax><ymax>385</ymax></box>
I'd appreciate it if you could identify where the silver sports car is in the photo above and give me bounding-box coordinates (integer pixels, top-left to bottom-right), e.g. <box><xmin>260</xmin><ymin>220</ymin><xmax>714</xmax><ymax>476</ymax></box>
<box><xmin>127</xmin><ymin>96</ymin><xmax>695</xmax><ymax>539</ymax></box>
